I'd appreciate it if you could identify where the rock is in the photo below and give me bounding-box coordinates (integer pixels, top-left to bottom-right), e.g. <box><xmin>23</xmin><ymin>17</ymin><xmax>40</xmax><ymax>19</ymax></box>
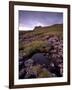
<box><xmin>49</xmin><ymin>64</ymin><xmax>62</xmax><ymax>77</ymax></box>
<box><xmin>19</xmin><ymin>68</ymin><xmax>26</xmax><ymax>79</ymax></box>
<box><xmin>51</xmin><ymin>73</ymin><xmax>56</xmax><ymax>77</ymax></box>
<box><xmin>31</xmin><ymin>53</ymin><xmax>49</xmax><ymax>66</ymax></box>
<box><xmin>24</xmin><ymin>59</ymin><xmax>34</xmax><ymax>67</ymax></box>
<box><xmin>25</xmin><ymin>65</ymin><xmax>38</xmax><ymax>78</ymax></box>
<box><xmin>50</xmin><ymin>63</ymin><xmax>55</xmax><ymax>67</ymax></box>
<box><xmin>34</xmin><ymin>26</ymin><xmax>42</xmax><ymax>30</ymax></box>
<box><xmin>31</xmin><ymin>64</ymin><xmax>42</xmax><ymax>75</ymax></box>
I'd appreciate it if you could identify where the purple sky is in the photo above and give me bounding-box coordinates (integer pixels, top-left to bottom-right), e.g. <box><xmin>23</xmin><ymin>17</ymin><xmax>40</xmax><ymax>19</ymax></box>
<box><xmin>19</xmin><ymin>10</ymin><xmax>63</xmax><ymax>30</ymax></box>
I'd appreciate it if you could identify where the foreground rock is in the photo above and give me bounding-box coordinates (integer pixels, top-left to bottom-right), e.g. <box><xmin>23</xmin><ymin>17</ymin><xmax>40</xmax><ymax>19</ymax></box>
<box><xmin>31</xmin><ymin>53</ymin><xmax>49</xmax><ymax>66</ymax></box>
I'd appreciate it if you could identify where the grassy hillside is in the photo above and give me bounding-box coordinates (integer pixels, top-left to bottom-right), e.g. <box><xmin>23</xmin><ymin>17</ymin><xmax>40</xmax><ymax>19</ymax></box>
<box><xmin>19</xmin><ymin>24</ymin><xmax>63</xmax><ymax>79</ymax></box>
<box><xmin>19</xmin><ymin>24</ymin><xmax>63</xmax><ymax>54</ymax></box>
<box><xmin>19</xmin><ymin>24</ymin><xmax>63</xmax><ymax>38</ymax></box>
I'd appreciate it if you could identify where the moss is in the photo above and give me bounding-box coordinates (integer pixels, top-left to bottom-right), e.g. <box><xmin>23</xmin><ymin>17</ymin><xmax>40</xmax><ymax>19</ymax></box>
<box><xmin>38</xmin><ymin>68</ymin><xmax>52</xmax><ymax>78</ymax></box>
<box><xmin>31</xmin><ymin>65</ymin><xmax>53</xmax><ymax>78</ymax></box>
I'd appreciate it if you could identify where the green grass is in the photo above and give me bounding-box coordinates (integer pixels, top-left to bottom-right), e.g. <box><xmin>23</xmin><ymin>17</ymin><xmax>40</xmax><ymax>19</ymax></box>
<box><xmin>23</xmin><ymin>40</ymin><xmax>50</xmax><ymax>57</ymax></box>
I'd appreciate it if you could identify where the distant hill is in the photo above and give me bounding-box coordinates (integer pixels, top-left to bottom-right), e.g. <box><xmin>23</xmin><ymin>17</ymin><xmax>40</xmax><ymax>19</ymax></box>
<box><xmin>19</xmin><ymin>24</ymin><xmax>63</xmax><ymax>37</ymax></box>
<box><xmin>33</xmin><ymin>24</ymin><xmax>63</xmax><ymax>31</ymax></box>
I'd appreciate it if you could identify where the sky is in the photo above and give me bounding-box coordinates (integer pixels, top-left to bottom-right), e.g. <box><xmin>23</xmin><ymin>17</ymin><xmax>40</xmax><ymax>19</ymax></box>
<box><xmin>19</xmin><ymin>10</ymin><xmax>63</xmax><ymax>30</ymax></box>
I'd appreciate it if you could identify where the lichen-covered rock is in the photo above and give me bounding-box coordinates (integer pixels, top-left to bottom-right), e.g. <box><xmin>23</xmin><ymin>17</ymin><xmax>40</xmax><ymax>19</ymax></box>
<box><xmin>24</xmin><ymin>65</ymin><xmax>41</xmax><ymax>78</ymax></box>
<box><xmin>24</xmin><ymin>59</ymin><xmax>34</xmax><ymax>67</ymax></box>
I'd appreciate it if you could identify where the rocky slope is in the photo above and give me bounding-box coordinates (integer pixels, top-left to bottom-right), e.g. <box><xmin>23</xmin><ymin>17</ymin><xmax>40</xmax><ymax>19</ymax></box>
<box><xmin>19</xmin><ymin>24</ymin><xmax>63</xmax><ymax>79</ymax></box>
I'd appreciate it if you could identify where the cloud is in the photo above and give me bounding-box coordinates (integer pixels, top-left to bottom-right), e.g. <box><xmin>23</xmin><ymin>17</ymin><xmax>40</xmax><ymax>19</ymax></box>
<box><xmin>19</xmin><ymin>11</ymin><xmax>63</xmax><ymax>30</ymax></box>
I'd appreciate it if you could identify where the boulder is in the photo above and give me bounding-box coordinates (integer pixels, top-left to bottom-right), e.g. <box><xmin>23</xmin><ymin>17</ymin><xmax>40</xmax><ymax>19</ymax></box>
<box><xmin>31</xmin><ymin>53</ymin><xmax>49</xmax><ymax>66</ymax></box>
